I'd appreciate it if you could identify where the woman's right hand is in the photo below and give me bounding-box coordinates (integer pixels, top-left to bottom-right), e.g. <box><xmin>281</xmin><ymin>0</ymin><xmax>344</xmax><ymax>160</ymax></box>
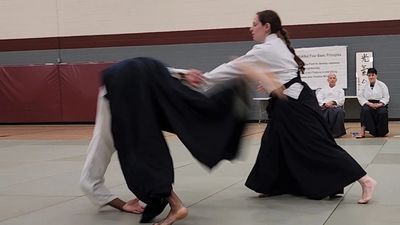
<box><xmin>183</xmin><ymin>69</ymin><xmax>205</xmax><ymax>87</ymax></box>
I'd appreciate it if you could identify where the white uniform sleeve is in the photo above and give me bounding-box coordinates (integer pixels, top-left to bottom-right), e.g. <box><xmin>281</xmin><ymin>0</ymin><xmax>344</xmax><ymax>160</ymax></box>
<box><xmin>336</xmin><ymin>88</ymin><xmax>345</xmax><ymax>107</ymax></box>
<box><xmin>166</xmin><ymin>67</ymin><xmax>189</xmax><ymax>79</ymax></box>
<box><xmin>315</xmin><ymin>88</ymin><xmax>325</xmax><ymax>107</ymax></box>
<box><xmin>201</xmin><ymin>45</ymin><xmax>266</xmax><ymax>91</ymax></box>
<box><xmin>379</xmin><ymin>81</ymin><xmax>390</xmax><ymax>105</ymax></box>
<box><xmin>357</xmin><ymin>84</ymin><xmax>369</xmax><ymax>106</ymax></box>
<box><xmin>80</xmin><ymin>87</ymin><xmax>117</xmax><ymax>206</ymax></box>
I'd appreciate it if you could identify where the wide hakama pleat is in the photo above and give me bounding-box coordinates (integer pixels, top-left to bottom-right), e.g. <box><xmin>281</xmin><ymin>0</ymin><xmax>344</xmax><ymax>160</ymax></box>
<box><xmin>360</xmin><ymin>104</ymin><xmax>389</xmax><ymax>137</ymax></box>
<box><xmin>245</xmin><ymin>84</ymin><xmax>366</xmax><ymax>200</ymax></box>
<box><xmin>321</xmin><ymin>107</ymin><xmax>346</xmax><ymax>138</ymax></box>
<box><xmin>102</xmin><ymin>57</ymin><xmax>248</xmax><ymax>222</ymax></box>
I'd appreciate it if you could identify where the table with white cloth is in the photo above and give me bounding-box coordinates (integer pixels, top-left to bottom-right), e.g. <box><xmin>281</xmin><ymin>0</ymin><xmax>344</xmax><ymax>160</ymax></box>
<box><xmin>253</xmin><ymin>97</ymin><xmax>270</xmax><ymax>123</ymax></box>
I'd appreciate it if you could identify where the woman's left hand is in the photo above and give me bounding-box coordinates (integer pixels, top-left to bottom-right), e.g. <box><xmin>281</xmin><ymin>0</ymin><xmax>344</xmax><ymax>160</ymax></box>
<box><xmin>256</xmin><ymin>81</ymin><xmax>266</xmax><ymax>93</ymax></box>
<box><xmin>238</xmin><ymin>63</ymin><xmax>287</xmax><ymax>100</ymax></box>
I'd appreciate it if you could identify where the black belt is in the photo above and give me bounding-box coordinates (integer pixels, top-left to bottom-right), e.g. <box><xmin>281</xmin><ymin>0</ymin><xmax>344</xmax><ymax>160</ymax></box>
<box><xmin>284</xmin><ymin>71</ymin><xmax>302</xmax><ymax>88</ymax></box>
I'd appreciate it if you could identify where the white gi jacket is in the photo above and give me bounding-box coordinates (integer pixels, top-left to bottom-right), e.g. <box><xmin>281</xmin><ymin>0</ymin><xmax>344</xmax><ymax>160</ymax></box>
<box><xmin>357</xmin><ymin>80</ymin><xmax>390</xmax><ymax>106</ymax></box>
<box><xmin>201</xmin><ymin>34</ymin><xmax>303</xmax><ymax>99</ymax></box>
<box><xmin>316</xmin><ymin>85</ymin><xmax>345</xmax><ymax>107</ymax></box>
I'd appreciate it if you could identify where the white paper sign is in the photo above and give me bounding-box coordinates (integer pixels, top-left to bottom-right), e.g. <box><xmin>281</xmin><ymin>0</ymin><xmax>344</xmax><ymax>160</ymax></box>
<box><xmin>296</xmin><ymin>46</ymin><xmax>347</xmax><ymax>90</ymax></box>
<box><xmin>355</xmin><ymin>52</ymin><xmax>373</xmax><ymax>95</ymax></box>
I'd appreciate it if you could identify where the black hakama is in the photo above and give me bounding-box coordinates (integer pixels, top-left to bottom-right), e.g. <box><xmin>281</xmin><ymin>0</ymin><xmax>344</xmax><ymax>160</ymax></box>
<box><xmin>321</xmin><ymin>107</ymin><xmax>346</xmax><ymax>138</ymax></box>
<box><xmin>102</xmin><ymin>57</ymin><xmax>248</xmax><ymax>222</ymax></box>
<box><xmin>245</xmin><ymin>82</ymin><xmax>366</xmax><ymax>200</ymax></box>
<box><xmin>360</xmin><ymin>102</ymin><xmax>389</xmax><ymax>137</ymax></box>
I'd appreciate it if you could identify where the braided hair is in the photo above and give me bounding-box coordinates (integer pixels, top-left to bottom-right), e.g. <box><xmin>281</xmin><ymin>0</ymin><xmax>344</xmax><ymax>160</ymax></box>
<box><xmin>256</xmin><ymin>10</ymin><xmax>305</xmax><ymax>73</ymax></box>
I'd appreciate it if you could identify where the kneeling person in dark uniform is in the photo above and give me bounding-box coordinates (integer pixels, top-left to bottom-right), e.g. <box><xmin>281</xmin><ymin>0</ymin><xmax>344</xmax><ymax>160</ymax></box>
<box><xmin>357</xmin><ymin>68</ymin><xmax>390</xmax><ymax>137</ymax></box>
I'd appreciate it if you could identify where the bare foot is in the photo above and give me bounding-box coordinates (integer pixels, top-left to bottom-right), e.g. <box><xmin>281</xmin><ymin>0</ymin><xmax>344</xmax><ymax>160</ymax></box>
<box><xmin>258</xmin><ymin>193</ymin><xmax>280</xmax><ymax>198</ymax></box>
<box><xmin>358</xmin><ymin>176</ymin><xmax>377</xmax><ymax>204</ymax></box>
<box><xmin>356</xmin><ymin>127</ymin><xmax>366</xmax><ymax>139</ymax></box>
<box><xmin>258</xmin><ymin>193</ymin><xmax>269</xmax><ymax>198</ymax></box>
<box><xmin>153</xmin><ymin>207</ymin><xmax>188</xmax><ymax>225</ymax></box>
<box><xmin>122</xmin><ymin>198</ymin><xmax>145</xmax><ymax>214</ymax></box>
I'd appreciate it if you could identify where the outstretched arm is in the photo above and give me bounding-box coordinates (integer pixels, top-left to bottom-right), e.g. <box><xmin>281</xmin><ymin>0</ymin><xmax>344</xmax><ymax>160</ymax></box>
<box><xmin>168</xmin><ymin>67</ymin><xmax>205</xmax><ymax>87</ymax></box>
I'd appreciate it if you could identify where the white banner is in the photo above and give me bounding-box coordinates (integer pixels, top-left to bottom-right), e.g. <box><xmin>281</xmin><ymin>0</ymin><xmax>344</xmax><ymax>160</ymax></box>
<box><xmin>355</xmin><ymin>52</ymin><xmax>373</xmax><ymax>95</ymax></box>
<box><xmin>296</xmin><ymin>46</ymin><xmax>347</xmax><ymax>90</ymax></box>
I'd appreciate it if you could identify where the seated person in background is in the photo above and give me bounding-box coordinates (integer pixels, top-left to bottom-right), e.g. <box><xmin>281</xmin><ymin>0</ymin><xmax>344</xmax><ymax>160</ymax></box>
<box><xmin>357</xmin><ymin>68</ymin><xmax>390</xmax><ymax>137</ymax></box>
<box><xmin>316</xmin><ymin>73</ymin><xmax>346</xmax><ymax>138</ymax></box>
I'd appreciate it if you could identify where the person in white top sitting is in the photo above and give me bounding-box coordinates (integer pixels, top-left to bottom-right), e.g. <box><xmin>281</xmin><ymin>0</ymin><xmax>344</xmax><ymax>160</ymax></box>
<box><xmin>357</xmin><ymin>68</ymin><xmax>390</xmax><ymax>137</ymax></box>
<box><xmin>316</xmin><ymin>73</ymin><xmax>346</xmax><ymax>138</ymax></box>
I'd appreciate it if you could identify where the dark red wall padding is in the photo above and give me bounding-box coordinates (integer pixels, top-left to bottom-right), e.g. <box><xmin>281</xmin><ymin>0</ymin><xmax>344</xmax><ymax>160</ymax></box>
<box><xmin>0</xmin><ymin>65</ymin><xmax>62</xmax><ymax>123</ymax></box>
<box><xmin>59</xmin><ymin>63</ymin><xmax>113</xmax><ymax>122</ymax></box>
<box><xmin>0</xmin><ymin>63</ymin><xmax>115</xmax><ymax>123</ymax></box>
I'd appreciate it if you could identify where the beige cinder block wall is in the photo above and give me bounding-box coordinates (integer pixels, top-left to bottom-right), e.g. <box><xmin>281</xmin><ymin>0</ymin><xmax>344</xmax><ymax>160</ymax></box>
<box><xmin>0</xmin><ymin>0</ymin><xmax>399</xmax><ymax>39</ymax></box>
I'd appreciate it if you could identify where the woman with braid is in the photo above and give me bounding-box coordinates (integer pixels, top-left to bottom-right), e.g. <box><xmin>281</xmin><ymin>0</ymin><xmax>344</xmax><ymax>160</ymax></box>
<box><xmin>240</xmin><ymin>10</ymin><xmax>376</xmax><ymax>203</ymax></box>
<box><xmin>188</xmin><ymin>10</ymin><xmax>376</xmax><ymax>204</ymax></box>
<box><xmin>104</xmin><ymin>9</ymin><xmax>377</xmax><ymax>225</ymax></box>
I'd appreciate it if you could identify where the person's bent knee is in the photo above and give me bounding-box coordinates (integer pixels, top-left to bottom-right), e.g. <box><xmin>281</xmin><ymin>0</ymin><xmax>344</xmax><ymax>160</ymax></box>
<box><xmin>377</xmin><ymin>109</ymin><xmax>388</xmax><ymax>115</ymax></box>
<box><xmin>361</xmin><ymin>105</ymin><xmax>372</xmax><ymax>112</ymax></box>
